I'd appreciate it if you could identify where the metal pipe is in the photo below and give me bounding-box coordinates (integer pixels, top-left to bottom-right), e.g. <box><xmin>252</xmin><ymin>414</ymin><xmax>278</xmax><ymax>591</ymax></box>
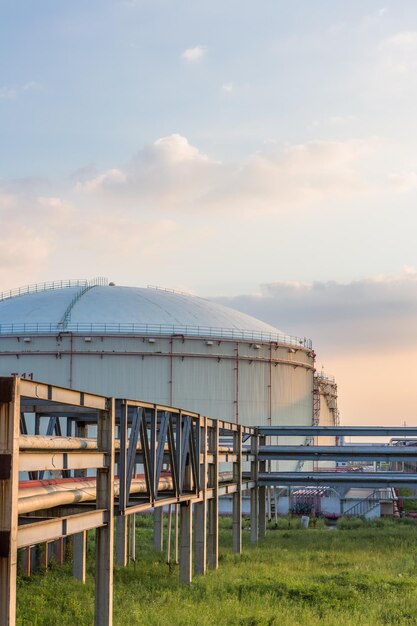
<box><xmin>257</xmin><ymin>426</ymin><xmax>417</xmax><ymax>437</ymax></box>
<box><xmin>258</xmin><ymin>445</ymin><xmax>417</xmax><ymax>461</ymax></box>
<box><xmin>20</xmin><ymin>435</ymin><xmax>98</xmax><ymax>450</ymax></box>
<box><xmin>19</xmin><ymin>435</ymin><xmax>235</xmax><ymax>454</ymax></box>
<box><xmin>18</xmin><ymin>476</ymin><xmax>172</xmax><ymax>515</ymax></box>
<box><xmin>18</xmin><ymin>472</ymin><xmax>235</xmax><ymax>515</ymax></box>
<box><xmin>258</xmin><ymin>472</ymin><xmax>417</xmax><ymax>488</ymax></box>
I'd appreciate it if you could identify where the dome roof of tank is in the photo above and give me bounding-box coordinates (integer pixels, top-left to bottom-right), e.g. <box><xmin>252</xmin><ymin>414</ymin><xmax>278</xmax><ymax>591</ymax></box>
<box><xmin>0</xmin><ymin>279</ymin><xmax>310</xmax><ymax>347</ymax></box>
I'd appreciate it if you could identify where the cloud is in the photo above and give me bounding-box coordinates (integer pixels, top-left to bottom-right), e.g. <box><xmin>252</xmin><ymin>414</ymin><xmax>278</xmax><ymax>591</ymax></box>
<box><xmin>73</xmin><ymin>134</ymin><xmax>386</xmax><ymax>215</ymax></box>
<box><xmin>388</xmin><ymin>171</ymin><xmax>417</xmax><ymax>193</ymax></box>
<box><xmin>222</xmin><ymin>83</ymin><xmax>233</xmax><ymax>93</ymax></box>
<box><xmin>327</xmin><ymin>115</ymin><xmax>357</xmax><ymax>126</ymax></box>
<box><xmin>0</xmin><ymin>81</ymin><xmax>40</xmax><ymax>101</ymax></box>
<box><xmin>74</xmin><ymin>134</ymin><xmax>221</xmax><ymax>209</ymax></box>
<box><xmin>379</xmin><ymin>31</ymin><xmax>417</xmax><ymax>74</ymax></box>
<box><xmin>75</xmin><ymin>168</ymin><xmax>127</xmax><ymax>193</ymax></box>
<box><xmin>213</xmin><ymin>269</ymin><xmax>417</xmax><ymax>353</ymax></box>
<box><xmin>181</xmin><ymin>45</ymin><xmax>207</xmax><ymax>62</ymax></box>
<box><xmin>0</xmin><ymin>191</ymin><xmax>68</xmax><ymax>284</ymax></box>
<box><xmin>309</xmin><ymin>115</ymin><xmax>357</xmax><ymax>129</ymax></box>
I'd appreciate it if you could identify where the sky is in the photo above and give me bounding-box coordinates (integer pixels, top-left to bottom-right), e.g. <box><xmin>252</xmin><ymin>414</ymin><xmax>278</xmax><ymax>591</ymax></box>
<box><xmin>2</xmin><ymin>1</ymin><xmax>417</xmax><ymax>425</ymax></box>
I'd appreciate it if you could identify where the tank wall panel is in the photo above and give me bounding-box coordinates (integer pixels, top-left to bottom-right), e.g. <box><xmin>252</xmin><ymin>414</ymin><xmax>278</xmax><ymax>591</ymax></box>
<box><xmin>172</xmin><ymin>357</ymin><xmax>235</xmax><ymax>420</ymax></box>
<box><xmin>0</xmin><ymin>337</ymin><xmax>314</xmax><ymax>433</ymax></box>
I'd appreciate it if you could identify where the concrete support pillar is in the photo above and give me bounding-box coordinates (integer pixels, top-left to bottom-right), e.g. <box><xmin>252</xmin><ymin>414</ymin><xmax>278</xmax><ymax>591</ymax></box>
<box><xmin>179</xmin><ymin>502</ymin><xmax>193</xmax><ymax>585</ymax></box>
<box><xmin>94</xmin><ymin>399</ymin><xmax>115</xmax><ymax>626</ymax></box>
<box><xmin>153</xmin><ymin>507</ymin><xmax>163</xmax><ymax>552</ymax></box>
<box><xmin>115</xmin><ymin>515</ymin><xmax>128</xmax><ymax>567</ymax></box>
<box><xmin>72</xmin><ymin>532</ymin><xmax>87</xmax><ymax>582</ymax></box>
<box><xmin>0</xmin><ymin>377</ymin><xmax>20</xmax><ymax>626</ymax></box>
<box><xmin>207</xmin><ymin>421</ymin><xmax>219</xmax><ymax>570</ymax></box>
<box><xmin>250</xmin><ymin>433</ymin><xmax>259</xmax><ymax>544</ymax></box>
<box><xmin>232</xmin><ymin>426</ymin><xmax>242</xmax><ymax>554</ymax></box>
<box><xmin>128</xmin><ymin>514</ymin><xmax>136</xmax><ymax>562</ymax></box>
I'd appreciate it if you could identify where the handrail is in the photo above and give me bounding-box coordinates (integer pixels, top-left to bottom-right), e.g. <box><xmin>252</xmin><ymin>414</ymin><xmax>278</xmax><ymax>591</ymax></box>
<box><xmin>0</xmin><ymin>278</ymin><xmax>108</xmax><ymax>303</ymax></box>
<box><xmin>314</xmin><ymin>372</ymin><xmax>336</xmax><ymax>384</ymax></box>
<box><xmin>59</xmin><ymin>277</ymin><xmax>108</xmax><ymax>328</ymax></box>
<box><xmin>343</xmin><ymin>488</ymin><xmax>394</xmax><ymax>516</ymax></box>
<box><xmin>0</xmin><ymin>321</ymin><xmax>312</xmax><ymax>348</ymax></box>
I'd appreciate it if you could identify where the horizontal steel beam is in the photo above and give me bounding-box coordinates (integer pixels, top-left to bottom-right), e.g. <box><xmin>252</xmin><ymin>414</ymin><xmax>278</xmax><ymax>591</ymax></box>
<box><xmin>17</xmin><ymin>509</ymin><xmax>106</xmax><ymax>548</ymax></box>
<box><xmin>19</xmin><ymin>379</ymin><xmax>107</xmax><ymax>410</ymax></box>
<box><xmin>256</xmin><ymin>426</ymin><xmax>417</xmax><ymax>437</ymax></box>
<box><xmin>258</xmin><ymin>445</ymin><xmax>417</xmax><ymax>462</ymax></box>
<box><xmin>258</xmin><ymin>472</ymin><xmax>417</xmax><ymax>488</ymax></box>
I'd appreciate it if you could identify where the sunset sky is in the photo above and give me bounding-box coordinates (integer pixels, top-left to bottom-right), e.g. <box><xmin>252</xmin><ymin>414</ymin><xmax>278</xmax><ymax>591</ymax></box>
<box><xmin>2</xmin><ymin>1</ymin><xmax>417</xmax><ymax>425</ymax></box>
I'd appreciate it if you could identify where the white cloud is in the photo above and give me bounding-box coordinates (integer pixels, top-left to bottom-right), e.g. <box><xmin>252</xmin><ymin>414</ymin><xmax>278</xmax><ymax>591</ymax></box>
<box><xmin>388</xmin><ymin>171</ymin><xmax>417</xmax><ymax>193</ymax></box>
<box><xmin>222</xmin><ymin>83</ymin><xmax>233</xmax><ymax>93</ymax></box>
<box><xmin>76</xmin><ymin>168</ymin><xmax>127</xmax><ymax>193</ymax></box>
<box><xmin>213</xmin><ymin>268</ymin><xmax>417</xmax><ymax>353</ymax></box>
<box><xmin>327</xmin><ymin>115</ymin><xmax>357</xmax><ymax>126</ymax></box>
<box><xmin>0</xmin><ymin>87</ymin><xmax>17</xmax><ymax>100</ymax></box>
<box><xmin>73</xmin><ymin>134</ymin><xmax>385</xmax><ymax>215</ymax></box>
<box><xmin>181</xmin><ymin>45</ymin><xmax>207</xmax><ymax>62</ymax></box>
<box><xmin>0</xmin><ymin>81</ymin><xmax>40</xmax><ymax>101</ymax></box>
<box><xmin>379</xmin><ymin>31</ymin><xmax>417</xmax><ymax>74</ymax></box>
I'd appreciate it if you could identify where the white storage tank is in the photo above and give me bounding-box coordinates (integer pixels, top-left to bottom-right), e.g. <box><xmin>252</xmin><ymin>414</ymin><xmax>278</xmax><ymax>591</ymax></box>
<box><xmin>0</xmin><ymin>278</ymin><xmax>315</xmax><ymax>435</ymax></box>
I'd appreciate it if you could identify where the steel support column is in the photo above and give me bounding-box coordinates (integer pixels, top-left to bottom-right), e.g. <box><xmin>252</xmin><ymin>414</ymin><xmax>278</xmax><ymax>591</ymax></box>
<box><xmin>73</xmin><ymin>532</ymin><xmax>86</xmax><ymax>582</ymax></box>
<box><xmin>250</xmin><ymin>433</ymin><xmax>259</xmax><ymax>543</ymax></box>
<box><xmin>195</xmin><ymin>417</ymin><xmax>207</xmax><ymax>575</ymax></box>
<box><xmin>0</xmin><ymin>378</ymin><xmax>19</xmax><ymax>626</ymax></box>
<box><xmin>232</xmin><ymin>426</ymin><xmax>242</xmax><ymax>553</ymax></box>
<box><xmin>179</xmin><ymin>502</ymin><xmax>192</xmax><ymax>585</ymax></box>
<box><xmin>153</xmin><ymin>507</ymin><xmax>163</xmax><ymax>552</ymax></box>
<box><xmin>94</xmin><ymin>399</ymin><xmax>115</xmax><ymax>626</ymax></box>
<box><xmin>115</xmin><ymin>516</ymin><xmax>128</xmax><ymax>567</ymax></box>
<box><xmin>73</xmin><ymin>422</ymin><xmax>88</xmax><ymax>581</ymax></box>
<box><xmin>128</xmin><ymin>514</ymin><xmax>136</xmax><ymax>562</ymax></box>
<box><xmin>258</xmin><ymin>435</ymin><xmax>266</xmax><ymax>539</ymax></box>
<box><xmin>207</xmin><ymin>421</ymin><xmax>219</xmax><ymax>569</ymax></box>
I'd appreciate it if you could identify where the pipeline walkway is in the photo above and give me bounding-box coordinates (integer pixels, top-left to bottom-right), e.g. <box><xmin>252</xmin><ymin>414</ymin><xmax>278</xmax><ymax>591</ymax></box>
<box><xmin>2</xmin><ymin>378</ymin><xmax>417</xmax><ymax>625</ymax></box>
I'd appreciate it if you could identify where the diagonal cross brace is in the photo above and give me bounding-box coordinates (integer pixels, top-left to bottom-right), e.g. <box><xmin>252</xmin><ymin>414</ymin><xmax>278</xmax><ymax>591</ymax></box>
<box><xmin>154</xmin><ymin>412</ymin><xmax>170</xmax><ymax>498</ymax></box>
<box><xmin>140</xmin><ymin>410</ymin><xmax>154</xmax><ymax>501</ymax></box>
<box><xmin>167</xmin><ymin>416</ymin><xmax>179</xmax><ymax>497</ymax></box>
<box><xmin>180</xmin><ymin>416</ymin><xmax>191</xmax><ymax>492</ymax></box>
<box><xmin>189</xmin><ymin>420</ymin><xmax>200</xmax><ymax>494</ymax></box>
<box><xmin>126</xmin><ymin>407</ymin><xmax>142</xmax><ymax>501</ymax></box>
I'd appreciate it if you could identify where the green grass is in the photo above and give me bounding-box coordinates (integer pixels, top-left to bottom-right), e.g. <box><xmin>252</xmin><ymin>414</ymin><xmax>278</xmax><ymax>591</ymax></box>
<box><xmin>16</xmin><ymin>516</ymin><xmax>417</xmax><ymax>626</ymax></box>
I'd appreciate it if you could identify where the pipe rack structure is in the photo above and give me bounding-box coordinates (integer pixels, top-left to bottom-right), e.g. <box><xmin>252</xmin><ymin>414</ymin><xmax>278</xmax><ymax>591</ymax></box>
<box><xmin>3</xmin><ymin>379</ymin><xmax>417</xmax><ymax>626</ymax></box>
<box><xmin>0</xmin><ymin>377</ymin><xmax>256</xmax><ymax>626</ymax></box>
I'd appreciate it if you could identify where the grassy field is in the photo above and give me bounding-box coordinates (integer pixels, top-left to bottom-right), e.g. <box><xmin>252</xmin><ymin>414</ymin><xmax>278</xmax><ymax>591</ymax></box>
<box><xmin>16</xmin><ymin>516</ymin><xmax>417</xmax><ymax>626</ymax></box>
